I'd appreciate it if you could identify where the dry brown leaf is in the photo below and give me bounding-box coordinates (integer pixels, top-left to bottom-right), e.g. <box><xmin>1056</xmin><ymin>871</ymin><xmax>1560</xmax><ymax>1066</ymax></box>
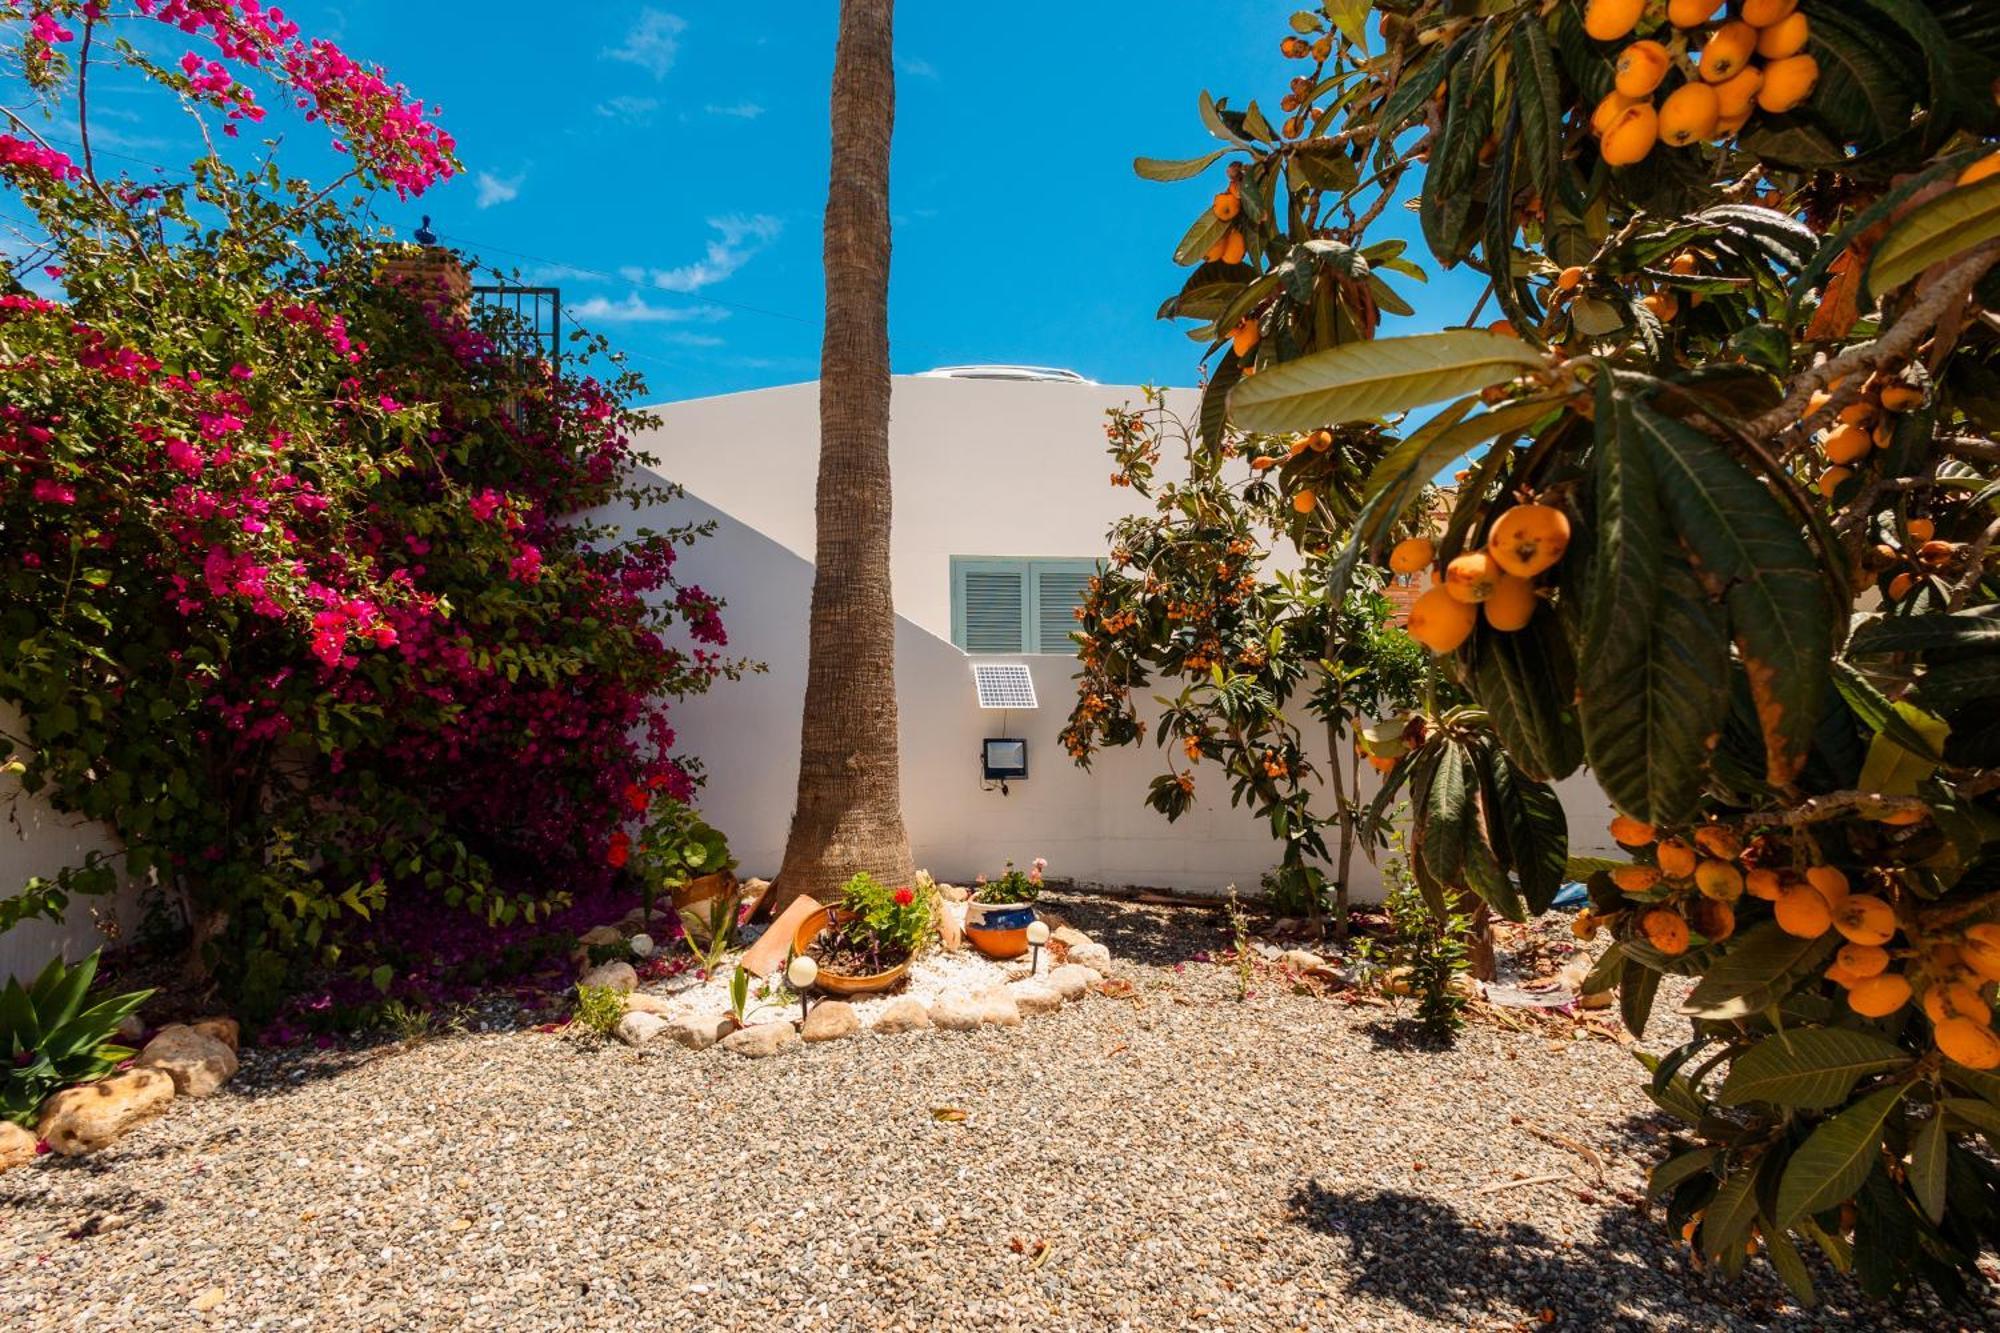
<box><xmin>930</xmin><ymin>1107</ymin><xmax>968</xmax><ymax>1122</ymax></box>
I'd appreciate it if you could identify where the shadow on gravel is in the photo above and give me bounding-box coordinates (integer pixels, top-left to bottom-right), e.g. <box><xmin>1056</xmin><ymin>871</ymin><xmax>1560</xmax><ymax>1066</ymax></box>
<box><xmin>1358</xmin><ymin>1017</ymin><xmax>1458</xmax><ymax>1051</ymax></box>
<box><xmin>1282</xmin><ymin>1181</ymin><xmax>1830</xmax><ymax>1331</ymax></box>
<box><xmin>1044</xmin><ymin>891</ymin><xmax>1230</xmax><ymax>967</ymax></box>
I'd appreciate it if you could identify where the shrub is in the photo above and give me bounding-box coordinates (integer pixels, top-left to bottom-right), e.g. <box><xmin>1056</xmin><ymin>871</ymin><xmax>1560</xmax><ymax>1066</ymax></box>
<box><xmin>0</xmin><ymin>4</ymin><xmax>744</xmax><ymax>1006</ymax></box>
<box><xmin>570</xmin><ymin>984</ymin><xmax>625</xmax><ymax>1039</ymax></box>
<box><xmin>1</xmin><ymin>950</ymin><xmax>151</xmax><ymax>1125</ymax></box>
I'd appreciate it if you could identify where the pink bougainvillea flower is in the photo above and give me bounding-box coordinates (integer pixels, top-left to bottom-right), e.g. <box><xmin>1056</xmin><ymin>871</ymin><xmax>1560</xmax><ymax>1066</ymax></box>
<box><xmin>31</xmin><ymin>478</ymin><xmax>76</xmax><ymax>505</ymax></box>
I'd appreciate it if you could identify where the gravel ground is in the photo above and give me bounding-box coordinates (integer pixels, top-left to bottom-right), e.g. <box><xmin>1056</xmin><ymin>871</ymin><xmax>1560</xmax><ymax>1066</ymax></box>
<box><xmin>2</xmin><ymin>892</ymin><xmax>1994</xmax><ymax>1332</ymax></box>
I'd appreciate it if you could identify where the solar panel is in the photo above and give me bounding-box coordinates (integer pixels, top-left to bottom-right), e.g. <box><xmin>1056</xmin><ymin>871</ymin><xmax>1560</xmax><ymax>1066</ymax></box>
<box><xmin>971</xmin><ymin>663</ymin><xmax>1037</xmax><ymax>710</ymax></box>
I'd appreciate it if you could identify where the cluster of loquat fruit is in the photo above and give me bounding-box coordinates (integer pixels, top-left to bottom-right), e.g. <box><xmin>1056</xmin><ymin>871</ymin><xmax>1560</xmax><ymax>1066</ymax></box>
<box><xmin>1584</xmin><ymin>0</ymin><xmax>1819</xmax><ymax>167</ymax></box>
<box><xmin>1583</xmin><ymin>813</ymin><xmax>2000</xmax><ymax>1070</ymax></box>
<box><xmin>1387</xmin><ymin>502</ymin><xmax>1573</xmax><ymax>653</ymax></box>
<box><xmin>1205</xmin><ymin>178</ymin><xmax>1249</xmax><ymax>270</ymax></box>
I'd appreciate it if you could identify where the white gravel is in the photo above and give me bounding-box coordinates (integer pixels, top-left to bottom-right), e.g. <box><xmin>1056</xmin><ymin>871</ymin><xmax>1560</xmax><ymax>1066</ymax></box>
<box><xmin>0</xmin><ymin>894</ymin><xmax>1983</xmax><ymax>1331</ymax></box>
<box><xmin>639</xmin><ymin>940</ymin><xmax>1019</xmax><ymax>1027</ymax></box>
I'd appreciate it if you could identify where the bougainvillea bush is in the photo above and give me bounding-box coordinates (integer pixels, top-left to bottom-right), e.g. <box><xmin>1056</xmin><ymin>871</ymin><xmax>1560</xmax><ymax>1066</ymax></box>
<box><xmin>0</xmin><ymin>1</ymin><xmax>739</xmax><ymax>1010</ymax></box>
<box><xmin>1127</xmin><ymin>0</ymin><xmax>2000</xmax><ymax>1308</ymax></box>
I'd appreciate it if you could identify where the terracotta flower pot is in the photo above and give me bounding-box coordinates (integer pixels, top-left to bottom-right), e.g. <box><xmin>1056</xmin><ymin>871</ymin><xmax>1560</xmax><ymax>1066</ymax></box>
<box><xmin>963</xmin><ymin>899</ymin><xmax>1037</xmax><ymax>960</ymax></box>
<box><xmin>793</xmin><ymin>906</ymin><xmax>912</xmax><ymax>995</ymax></box>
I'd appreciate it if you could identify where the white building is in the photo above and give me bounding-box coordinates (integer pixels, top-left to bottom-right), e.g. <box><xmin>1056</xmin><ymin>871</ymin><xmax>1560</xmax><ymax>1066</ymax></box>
<box><xmin>622</xmin><ymin>368</ymin><xmax>1617</xmax><ymax>897</ymax></box>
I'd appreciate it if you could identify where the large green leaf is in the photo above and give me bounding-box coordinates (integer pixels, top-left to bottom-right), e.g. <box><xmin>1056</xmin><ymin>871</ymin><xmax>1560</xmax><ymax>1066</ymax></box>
<box><xmin>1682</xmin><ymin>922</ymin><xmax>1838</xmax><ymax>1020</ymax></box>
<box><xmin>1227</xmin><ymin>330</ymin><xmax>1545</xmax><ymax>435</ymax></box>
<box><xmin>1631</xmin><ymin>395</ymin><xmax>1831</xmax><ymax>789</ymax></box>
<box><xmin>1134</xmin><ymin>150</ymin><xmax>1230</xmax><ymax>182</ymax></box>
<box><xmin>1716</xmin><ymin>1028</ymin><xmax>1915</xmax><ymax>1109</ymax></box>
<box><xmin>1420</xmin><ymin>738</ymin><xmax>1470</xmax><ymax>889</ymax></box>
<box><xmin>1847</xmin><ymin>609</ymin><xmax>2000</xmax><ymax>655</ymax></box>
<box><xmin>1910</xmin><ymin>1112</ymin><xmax>1948</xmax><ymax>1223</ymax></box>
<box><xmin>1702</xmin><ymin>1163</ymin><xmax>1764</xmax><ymax>1264</ymax></box>
<box><xmin>1647</xmin><ymin>1147</ymin><xmax>1717</xmax><ymax>1200</ymax></box>
<box><xmin>1578</xmin><ymin>391</ymin><xmax>1730</xmax><ymax>826</ymax></box>
<box><xmin>1488</xmin><ymin>744</ymin><xmax>1568</xmax><ymax>916</ymax></box>
<box><xmin>1474</xmin><ymin>609</ymin><xmax>1582</xmax><ymax>782</ymax></box>
<box><xmin>1864</xmin><ymin>176</ymin><xmax>2000</xmax><ymax>301</ymax></box>
<box><xmin>1508</xmin><ymin>21</ymin><xmax>1563</xmax><ymax>207</ymax></box>
<box><xmin>1805</xmin><ymin>9</ymin><xmax>1919</xmax><ymax>153</ymax></box>
<box><xmin>1776</xmin><ymin>1084</ymin><xmax>1908</xmax><ymax>1227</ymax></box>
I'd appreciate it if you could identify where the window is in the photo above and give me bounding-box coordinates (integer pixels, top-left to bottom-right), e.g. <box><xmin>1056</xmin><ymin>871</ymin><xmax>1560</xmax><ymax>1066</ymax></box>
<box><xmin>949</xmin><ymin>557</ymin><xmax>1099</xmax><ymax>654</ymax></box>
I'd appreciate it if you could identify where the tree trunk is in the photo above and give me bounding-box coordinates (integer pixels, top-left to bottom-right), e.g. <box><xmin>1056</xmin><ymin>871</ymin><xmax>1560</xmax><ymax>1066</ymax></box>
<box><xmin>772</xmin><ymin>0</ymin><xmax>914</xmax><ymax>910</ymax></box>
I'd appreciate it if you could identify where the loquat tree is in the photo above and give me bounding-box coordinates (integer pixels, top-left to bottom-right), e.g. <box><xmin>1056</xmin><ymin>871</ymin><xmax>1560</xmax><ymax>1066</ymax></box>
<box><xmin>1128</xmin><ymin>0</ymin><xmax>2000</xmax><ymax>1306</ymax></box>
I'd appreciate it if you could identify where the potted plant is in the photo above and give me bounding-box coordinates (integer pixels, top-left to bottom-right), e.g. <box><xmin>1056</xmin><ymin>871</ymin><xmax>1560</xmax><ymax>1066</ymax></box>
<box><xmin>963</xmin><ymin>857</ymin><xmax>1045</xmax><ymax>959</ymax></box>
<box><xmin>793</xmin><ymin>872</ymin><xmax>934</xmax><ymax>995</ymax></box>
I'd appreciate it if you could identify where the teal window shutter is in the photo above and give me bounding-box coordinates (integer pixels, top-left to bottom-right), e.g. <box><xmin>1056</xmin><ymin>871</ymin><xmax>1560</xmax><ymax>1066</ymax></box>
<box><xmin>1029</xmin><ymin>561</ymin><xmax>1098</xmax><ymax>654</ymax></box>
<box><xmin>951</xmin><ymin>557</ymin><xmax>1099</xmax><ymax>654</ymax></box>
<box><xmin>953</xmin><ymin>559</ymin><xmax>1027</xmax><ymax>653</ymax></box>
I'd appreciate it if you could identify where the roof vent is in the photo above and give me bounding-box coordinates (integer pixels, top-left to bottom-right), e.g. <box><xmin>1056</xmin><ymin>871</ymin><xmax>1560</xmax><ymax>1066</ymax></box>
<box><xmin>917</xmin><ymin>365</ymin><xmax>1095</xmax><ymax>384</ymax></box>
<box><xmin>971</xmin><ymin>663</ymin><xmax>1038</xmax><ymax>710</ymax></box>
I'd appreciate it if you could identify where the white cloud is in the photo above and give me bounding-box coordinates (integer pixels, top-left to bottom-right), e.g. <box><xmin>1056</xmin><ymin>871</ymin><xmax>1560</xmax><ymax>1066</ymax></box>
<box><xmin>898</xmin><ymin>56</ymin><xmax>938</xmax><ymax>79</ymax></box>
<box><xmin>704</xmin><ymin>101</ymin><xmax>764</xmax><ymax>120</ymax></box>
<box><xmin>603</xmin><ymin>9</ymin><xmax>686</xmax><ymax>81</ymax></box>
<box><xmin>475</xmin><ymin>171</ymin><xmax>522</xmax><ymax>209</ymax></box>
<box><xmin>632</xmin><ymin>214</ymin><xmax>782</xmax><ymax>294</ymax></box>
<box><xmin>569</xmin><ymin>293</ymin><xmax>729</xmax><ymax>327</ymax></box>
<box><xmin>596</xmin><ymin>95</ymin><xmax>661</xmax><ymax>124</ymax></box>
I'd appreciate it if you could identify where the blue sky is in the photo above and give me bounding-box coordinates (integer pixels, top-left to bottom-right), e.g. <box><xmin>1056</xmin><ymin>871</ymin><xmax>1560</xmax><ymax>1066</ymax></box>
<box><xmin>18</xmin><ymin>3</ymin><xmax>1486</xmax><ymax>405</ymax></box>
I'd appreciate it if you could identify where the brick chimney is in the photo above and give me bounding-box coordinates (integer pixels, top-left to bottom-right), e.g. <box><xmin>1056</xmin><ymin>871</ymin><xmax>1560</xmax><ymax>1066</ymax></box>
<box><xmin>379</xmin><ymin>217</ymin><xmax>470</xmax><ymax>321</ymax></box>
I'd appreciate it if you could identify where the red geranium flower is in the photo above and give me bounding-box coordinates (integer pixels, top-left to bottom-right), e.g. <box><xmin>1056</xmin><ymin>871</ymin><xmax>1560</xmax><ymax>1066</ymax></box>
<box><xmin>893</xmin><ymin>886</ymin><xmax>914</xmax><ymax>907</ymax></box>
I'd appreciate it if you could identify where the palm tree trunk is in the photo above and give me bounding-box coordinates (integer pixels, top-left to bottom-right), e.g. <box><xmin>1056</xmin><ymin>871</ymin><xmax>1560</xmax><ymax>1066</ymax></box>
<box><xmin>773</xmin><ymin>0</ymin><xmax>915</xmax><ymax>909</ymax></box>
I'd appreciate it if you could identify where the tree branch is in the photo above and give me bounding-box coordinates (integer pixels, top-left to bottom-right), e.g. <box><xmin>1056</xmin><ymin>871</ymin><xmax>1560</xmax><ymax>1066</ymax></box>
<box><xmin>1747</xmin><ymin>239</ymin><xmax>2000</xmax><ymax>443</ymax></box>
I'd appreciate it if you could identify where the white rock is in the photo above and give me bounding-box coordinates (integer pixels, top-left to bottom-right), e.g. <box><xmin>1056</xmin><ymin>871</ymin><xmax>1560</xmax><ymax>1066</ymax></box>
<box><xmin>1067</xmin><ymin>941</ymin><xmax>1111</xmax><ymax>970</ymax></box>
<box><xmin>615</xmin><ymin>1012</ymin><xmax>671</xmax><ymax>1047</ymax></box>
<box><xmin>1008</xmin><ymin>980</ymin><xmax>1063</xmax><ymax>1016</ymax></box>
<box><xmin>1050</xmin><ymin>925</ymin><xmax>1092</xmax><ymax>951</ymax></box>
<box><xmin>1282</xmin><ymin>949</ymin><xmax>1326</xmax><ymax>970</ymax></box>
<box><xmin>973</xmin><ymin>987</ymin><xmax>1023</xmax><ymax>1028</ymax></box>
<box><xmin>623</xmin><ymin>992</ymin><xmax>672</xmax><ymax>1016</ymax></box>
<box><xmin>802</xmin><ymin>1000</ymin><xmax>860</xmax><ymax>1043</ymax></box>
<box><xmin>1045</xmin><ymin>964</ymin><xmax>1099</xmax><ymax>1001</ymax></box>
<box><xmin>719</xmin><ymin>1022</ymin><xmax>799</xmax><ymax>1058</ymax></box>
<box><xmin>135</xmin><ymin>1024</ymin><xmax>238</xmax><ymax>1098</ymax></box>
<box><xmin>872</xmin><ymin>998</ymin><xmax>931</xmax><ymax>1034</ymax></box>
<box><xmin>666</xmin><ymin>1013</ymin><xmax>737</xmax><ymax>1050</ymax></box>
<box><xmin>628</xmin><ymin>933</ymin><xmax>656</xmax><ymax>959</ymax></box>
<box><xmin>578</xmin><ymin>961</ymin><xmax>638</xmax><ymax>994</ymax></box>
<box><xmin>930</xmin><ymin>996</ymin><xmax>985</xmax><ymax>1032</ymax></box>
<box><xmin>578</xmin><ymin>925</ymin><xmax>624</xmax><ymax>949</ymax></box>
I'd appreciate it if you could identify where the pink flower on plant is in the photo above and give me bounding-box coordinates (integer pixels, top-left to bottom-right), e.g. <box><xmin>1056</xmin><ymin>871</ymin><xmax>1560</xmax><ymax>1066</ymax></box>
<box><xmin>31</xmin><ymin>478</ymin><xmax>75</xmax><ymax>505</ymax></box>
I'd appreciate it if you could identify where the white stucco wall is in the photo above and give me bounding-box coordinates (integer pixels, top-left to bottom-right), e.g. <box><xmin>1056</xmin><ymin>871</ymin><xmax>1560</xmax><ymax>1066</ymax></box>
<box><xmin>0</xmin><ymin>703</ymin><xmax>148</xmax><ymax>982</ymax></box>
<box><xmin>628</xmin><ymin>375</ymin><xmax>1619</xmax><ymax>896</ymax></box>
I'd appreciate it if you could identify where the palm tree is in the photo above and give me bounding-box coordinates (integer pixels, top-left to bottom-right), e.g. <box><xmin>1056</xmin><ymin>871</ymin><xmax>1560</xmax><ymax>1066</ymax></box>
<box><xmin>773</xmin><ymin>0</ymin><xmax>914</xmax><ymax>908</ymax></box>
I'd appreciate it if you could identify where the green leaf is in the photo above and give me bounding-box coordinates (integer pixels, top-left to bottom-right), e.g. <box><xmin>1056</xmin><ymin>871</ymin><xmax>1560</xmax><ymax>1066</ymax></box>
<box><xmin>1630</xmin><ymin>394</ymin><xmax>1831</xmax><ymax>789</ymax></box>
<box><xmin>1848</xmin><ymin>609</ymin><xmax>2000</xmax><ymax>655</ymax></box>
<box><xmin>1647</xmin><ymin>1147</ymin><xmax>1716</xmax><ymax>1200</ymax></box>
<box><xmin>1864</xmin><ymin>176</ymin><xmax>2000</xmax><ymax>301</ymax></box>
<box><xmin>1943</xmin><ymin>1095</ymin><xmax>2000</xmax><ymax>1139</ymax></box>
<box><xmin>1174</xmin><ymin>209</ymin><xmax>1233</xmax><ymax>267</ymax></box>
<box><xmin>1854</xmin><ymin>701</ymin><xmax>1951</xmax><ymax>796</ymax></box>
<box><xmin>1702</xmin><ymin>1164</ymin><xmax>1763</xmax><ymax>1263</ymax></box>
<box><xmin>1716</xmin><ymin>1028</ymin><xmax>1915</xmax><ymax>1109</ymax></box>
<box><xmin>1910</xmin><ymin>1112</ymin><xmax>1948</xmax><ymax>1223</ymax></box>
<box><xmin>1324</xmin><ymin>0</ymin><xmax>1369</xmax><ymax>46</ymax></box>
<box><xmin>1681</xmin><ymin>922</ymin><xmax>1837</xmax><ymax>1020</ymax></box>
<box><xmin>1420</xmin><ymin>739</ymin><xmax>1470</xmax><ymax>888</ymax></box>
<box><xmin>1472</xmin><ymin>610</ymin><xmax>1582</xmax><ymax>782</ymax></box>
<box><xmin>1762</xmin><ymin>1223</ymin><xmax>1817</xmax><ymax>1307</ymax></box>
<box><xmin>1227</xmin><ymin>330</ymin><xmax>1545</xmax><ymax>435</ymax></box>
<box><xmin>1133</xmin><ymin>150</ymin><xmax>1230</xmax><ymax>182</ymax></box>
<box><xmin>1372</xmin><ymin>46</ymin><xmax>1452</xmax><ymax>170</ymax></box>
<box><xmin>1776</xmin><ymin>1084</ymin><xmax>1907</xmax><ymax>1227</ymax></box>
<box><xmin>1508</xmin><ymin>22</ymin><xmax>1563</xmax><ymax>207</ymax></box>
<box><xmin>1578</xmin><ymin>391</ymin><xmax>1730</xmax><ymax>826</ymax></box>
<box><xmin>1620</xmin><ymin>957</ymin><xmax>1661</xmax><ymax>1039</ymax></box>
